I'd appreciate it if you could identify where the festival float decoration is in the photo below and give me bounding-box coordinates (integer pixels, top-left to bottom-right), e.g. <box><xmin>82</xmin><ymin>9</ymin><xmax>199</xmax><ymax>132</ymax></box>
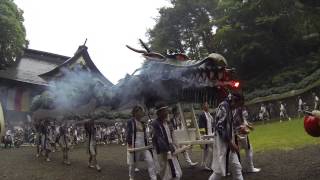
<box><xmin>121</xmin><ymin>39</ymin><xmax>241</xmax><ymax>152</ymax></box>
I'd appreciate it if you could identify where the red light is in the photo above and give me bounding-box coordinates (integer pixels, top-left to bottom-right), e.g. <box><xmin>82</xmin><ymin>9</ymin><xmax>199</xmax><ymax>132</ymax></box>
<box><xmin>233</xmin><ymin>81</ymin><xmax>240</xmax><ymax>88</ymax></box>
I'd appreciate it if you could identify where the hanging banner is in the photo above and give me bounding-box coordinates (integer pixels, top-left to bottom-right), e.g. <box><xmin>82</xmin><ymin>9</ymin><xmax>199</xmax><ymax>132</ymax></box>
<box><xmin>6</xmin><ymin>88</ymin><xmax>30</xmax><ymax>112</ymax></box>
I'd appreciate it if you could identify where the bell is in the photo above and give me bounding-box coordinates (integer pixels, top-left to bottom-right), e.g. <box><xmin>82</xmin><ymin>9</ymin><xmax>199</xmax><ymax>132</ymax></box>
<box><xmin>304</xmin><ymin>115</ymin><xmax>320</xmax><ymax>137</ymax></box>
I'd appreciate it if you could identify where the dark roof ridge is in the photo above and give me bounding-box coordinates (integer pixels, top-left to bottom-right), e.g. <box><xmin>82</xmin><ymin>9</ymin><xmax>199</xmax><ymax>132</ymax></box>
<box><xmin>39</xmin><ymin>45</ymin><xmax>113</xmax><ymax>86</ymax></box>
<box><xmin>24</xmin><ymin>48</ymin><xmax>70</xmax><ymax>64</ymax></box>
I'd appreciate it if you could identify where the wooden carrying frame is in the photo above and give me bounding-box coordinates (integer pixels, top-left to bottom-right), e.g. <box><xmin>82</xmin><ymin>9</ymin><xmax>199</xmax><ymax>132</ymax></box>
<box><xmin>128</xmin><ymin>102</ymin><xmax>214</xmax><ymax>154</ymax></box>
<box><xmin>173</xmin><ymin>103</ymin><xmax>214</xmax><ymax>146</ymax></box>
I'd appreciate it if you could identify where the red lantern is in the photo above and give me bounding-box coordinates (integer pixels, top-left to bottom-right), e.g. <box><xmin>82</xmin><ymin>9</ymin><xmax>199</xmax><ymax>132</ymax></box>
<box><xmin>304</xmin><ymin>115</ymin><xmax>320</xmax><ymax>137</ymax></box>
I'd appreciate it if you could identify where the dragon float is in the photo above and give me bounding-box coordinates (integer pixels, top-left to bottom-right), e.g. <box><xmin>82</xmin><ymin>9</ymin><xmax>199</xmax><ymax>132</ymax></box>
<box><xmin>114</xmin><ymin>39</ymin><xmax>241</xmax><ymax>148</ymax></box>
<box><xmin>114</xmin><ymin>39</ymin><xmax>240</xmax><ymax>109</ymax></box>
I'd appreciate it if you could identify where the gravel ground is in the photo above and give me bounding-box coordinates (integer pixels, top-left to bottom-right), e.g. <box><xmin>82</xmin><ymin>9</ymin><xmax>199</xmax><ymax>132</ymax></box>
<box><xmin>0</xmin><ymin>144</ymin><xmax>319</xmax><ymax>180</ymax></box>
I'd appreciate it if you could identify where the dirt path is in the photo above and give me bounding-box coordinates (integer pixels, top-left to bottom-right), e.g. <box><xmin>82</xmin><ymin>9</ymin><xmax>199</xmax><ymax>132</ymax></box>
<box><xmin>0</xmin><ymin>144</ymin><xmax>319</xmax><ymax>180</ymax></box>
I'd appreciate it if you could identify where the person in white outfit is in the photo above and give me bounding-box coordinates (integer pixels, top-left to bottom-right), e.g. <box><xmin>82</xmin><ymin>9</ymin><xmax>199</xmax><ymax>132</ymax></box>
<box><xmin>152</xmin><ymin>103</ymin><xmax>182</xmax><ymax>180</ymax></box>
<box><xmin>198</xmin><ymin>102</ymin><xmax>214</xmax><ymax>170</ymax></box>
<box><xmin>209</xmin><ymin>93</ymin><xmax>244</xmax><ymax>180</ymax></box>
<box><xmin>298</xmin><ymin>96</ymin><xmax>303</xmax><ymax>117</ymax></box>
<box><xmin>279</xmin><ymin>101</ymin><xmax>290</xmax><ymax>122</ymax></box>
<box><xmin>313</xmin><ymin>93</ymin><xmax>319</xmax><ymax>110</ymax></box>
<box><xmin>233</xmin><ymin>106</ymin><xmax>261</xmax><ymax>173</ymax></box>
<box><xmin>127</xmin><ymin>105</ymin><xmax>157</xmax><ymax>180</ymax></box>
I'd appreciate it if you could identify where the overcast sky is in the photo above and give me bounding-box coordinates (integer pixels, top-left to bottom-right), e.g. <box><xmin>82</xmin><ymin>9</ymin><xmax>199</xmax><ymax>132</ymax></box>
<box><xmin>14</xmin><ymin>0</ymin><xmax>171</xmax><ymax>84</ymax></box>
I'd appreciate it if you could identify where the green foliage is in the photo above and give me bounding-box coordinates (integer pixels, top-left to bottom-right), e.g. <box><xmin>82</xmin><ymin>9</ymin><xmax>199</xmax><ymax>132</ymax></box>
<box><xmin>148</xmin><ymin>0</ymin><xmax>218</xmax><ymax>59</ymax></box>
<box><xmin>0</xmin><ymin>0</ymin><xmax>27</xmax><ymax>69</ymax></box>
<box><xmin>246</xmin><ymin>50</ymin><xmax>320</xmax><ymax>100</ymax></box>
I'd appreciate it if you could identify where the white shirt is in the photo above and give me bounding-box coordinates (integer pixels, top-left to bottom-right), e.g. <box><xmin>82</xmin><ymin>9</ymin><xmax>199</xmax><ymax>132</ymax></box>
<box><xmin>242</xmin><ymin>109</ymin><xmax>249</xmax><ymax>125</ymax></box>
<box><xmin>6</xmin><ymin>130</ymin><xmax>12</xmax><ymax>136</ymax></box>
<box><xmin>163</xmin><ymin>122</ymin><xmax>173</xmax><ymax>144</ymax></box>
<box><xmin>204</xmin><ymin>111</ymin><xmax>213</xmax><ymax>135</ymax></box>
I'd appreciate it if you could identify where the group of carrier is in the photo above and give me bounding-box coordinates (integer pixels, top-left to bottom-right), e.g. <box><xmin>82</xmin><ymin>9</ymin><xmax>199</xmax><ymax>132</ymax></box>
<box><xmin>126</xmin><ymin>92</ymin><xmax>260</xmax><ymax>180</ymax></box>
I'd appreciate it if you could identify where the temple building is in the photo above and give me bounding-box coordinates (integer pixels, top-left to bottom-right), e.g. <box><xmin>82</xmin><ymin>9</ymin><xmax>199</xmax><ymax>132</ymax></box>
<box><xmin>0</xmin><ymin>45</ymin><xmax>112</xmax><ymax>126</ymax></box>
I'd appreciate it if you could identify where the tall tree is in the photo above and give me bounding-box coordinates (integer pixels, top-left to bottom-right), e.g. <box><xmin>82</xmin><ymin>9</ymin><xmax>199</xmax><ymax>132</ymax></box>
<box><xmin>0</xmin><ymin>0</ymin><xmax>27</xmax><ymax>69</ymax></box>
<box><xmin>148</xmin><ymin>0</ymin><xmax>218</xmax><ymax>59</ymax></box>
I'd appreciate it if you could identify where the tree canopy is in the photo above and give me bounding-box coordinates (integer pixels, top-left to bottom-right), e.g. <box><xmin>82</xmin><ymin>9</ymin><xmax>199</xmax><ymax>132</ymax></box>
<box><xmin>148</xmin><ymin>0</ymin><xmax>320</xmax><ymax>98</ymax></box>
<box><xmin>0</xmin><ymin>0</ymin><xmax>27</xmax><ymax>69</ymax></box>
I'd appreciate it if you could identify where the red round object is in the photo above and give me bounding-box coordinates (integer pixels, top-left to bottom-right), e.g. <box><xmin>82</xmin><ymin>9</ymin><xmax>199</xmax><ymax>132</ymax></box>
<box><xmin>304</xmin><ymin>115</ymin><xmax>320</xmax><ymax>137</ymax></box>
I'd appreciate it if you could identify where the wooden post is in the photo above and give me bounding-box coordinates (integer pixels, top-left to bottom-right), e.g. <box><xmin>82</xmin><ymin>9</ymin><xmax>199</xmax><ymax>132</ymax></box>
<box><xmin>191</xmin><ymin>104</ymin><xmax>201</xmax><ymax>140</ymax></box>
<box><xmin>177</xmin><ymin>102</ymin><xmax>187</xmax><ymax>129</ymax></box>
<box><xmin>177</xmin><ymin>102</ymin><xmax>191</xmax><ymax>141</ymax></box>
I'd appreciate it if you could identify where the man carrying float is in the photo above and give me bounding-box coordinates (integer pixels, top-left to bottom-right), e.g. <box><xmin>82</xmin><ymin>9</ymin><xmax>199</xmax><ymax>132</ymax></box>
<box><xmin>209</xmin><ymin>93</ymin><xmax>244</xmax><ymax>180</ymax></box>
<box><xmin>152</xmin><ymin>103</ymin><xmax>182</xmax><ymax>180</ymax></box>
<box><xmin>198</xmin><ymin>101</ymin><xmax>214</xmax><ymax>170</ymax></box>
<box><xmin>233</xmin><ymin>101</ymin><xmax>261</xmax><ymax>173</ymax></box>
<box><xmin>126</xmin><ymin>105</ymin><xmax>157</xmax><ymax>180</ymax></box>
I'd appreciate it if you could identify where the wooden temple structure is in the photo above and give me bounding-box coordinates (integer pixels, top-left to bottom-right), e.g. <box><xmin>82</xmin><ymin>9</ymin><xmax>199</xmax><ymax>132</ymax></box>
<box><xmin>0</xmin><ymin>45</ymin><xmax>113</xmax><ymax>127</ymax></box>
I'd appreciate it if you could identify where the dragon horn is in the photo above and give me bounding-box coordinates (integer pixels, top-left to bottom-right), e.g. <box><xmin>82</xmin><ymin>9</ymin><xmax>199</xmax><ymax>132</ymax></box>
<box><xmin>139</xmin><ymin>39</ymin><xmax>151</xmax><ymax>53</ymax></box>
<box><xmin>126</xmin><ymin>45</ymin><xmax>147</xmax><ymax>54</ymax></box>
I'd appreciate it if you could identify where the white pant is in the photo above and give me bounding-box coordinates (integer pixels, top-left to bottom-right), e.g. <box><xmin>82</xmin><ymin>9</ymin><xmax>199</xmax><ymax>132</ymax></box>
<box><xmin>128</xmin><ymin>132</ymin><xmax>157</xmax><ymax>180</ymax></box>
<box><xmin>158</xmin><ymin>153</ymin><xmax>182</xmax><ymax>180</ymax></box>
<box><xmin>238</xmin><ymin>135</ymin><xmax>255</xmax><ymax>171</ymax></box>
<box><xmin>183</xmin><ymin>151</ymin><xmax>194</xmax><ymax>165</ymax></box>
<box><xmin>209</xmin><ymin>152</ymin><xmax>243</xmax><ymax>180</ymax></box>
<box><xmin>174</xmin><ymin>143</ymin><xmax>195</xmax><ymax>165</ymax></box>
<box><xmin>202</xmin><ymin>145</ymin><xmax>213</xmax><ymax>168</ymax></box>
<box><xmin>211</xmin><ymin>133</ymin><xmax>243</xmax><ymax>180</ymax></box>
<box><xmin>128</xmin><ymin>150</ymin><xmax>157</xmax><ymax>180</ymax></box>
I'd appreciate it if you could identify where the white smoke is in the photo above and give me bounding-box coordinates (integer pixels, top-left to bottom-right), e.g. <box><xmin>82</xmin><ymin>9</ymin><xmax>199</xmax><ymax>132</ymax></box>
<box><xmin>44</xmin><ymin>66</ymin><xmax>112</xmax><ymax>109</ymax></box>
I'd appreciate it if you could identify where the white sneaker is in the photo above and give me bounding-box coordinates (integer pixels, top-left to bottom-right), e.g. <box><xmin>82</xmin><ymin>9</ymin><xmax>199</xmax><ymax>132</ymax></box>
<box><xmin>134</xmin><ymin>168</ymin><xmax>139</xmax><ymax>172</ymax></box>
<box><xmin>247</xmin><ymin>168</ymin><xmax>261</xmax><ymax>173</ymax></box>
<box><xmin>96</xmin><ymin>165</ymin><xmax>101</xmax><ymax>172</ymax></box>
<box><xmin>189</xmin><ymin>162</ymin><xmax>198</xmax><ymax>167</ymax></box>
<box><xmin>64</xmin><ymin>160</ymin><xmax>71</xmax><ymax>165</ymax></box>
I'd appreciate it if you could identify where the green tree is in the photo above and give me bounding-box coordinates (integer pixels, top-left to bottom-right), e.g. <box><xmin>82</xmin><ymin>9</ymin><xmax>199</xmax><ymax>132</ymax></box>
<box><xmin>0</xmin><ymin>0</ymin><xmax>27</xmax><ymax>69</ymax></box>
<box><xmin>148</xmin><ymin>0</ymin><xmax>218</xmax><ymax>59</ymax></box>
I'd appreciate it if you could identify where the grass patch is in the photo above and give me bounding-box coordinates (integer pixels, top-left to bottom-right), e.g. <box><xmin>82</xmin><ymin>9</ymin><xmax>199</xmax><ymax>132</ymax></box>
<box><xmin>249</xmin><ymin>118</ymin><xmax>320</xmax><ymax>152</ymax></box>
